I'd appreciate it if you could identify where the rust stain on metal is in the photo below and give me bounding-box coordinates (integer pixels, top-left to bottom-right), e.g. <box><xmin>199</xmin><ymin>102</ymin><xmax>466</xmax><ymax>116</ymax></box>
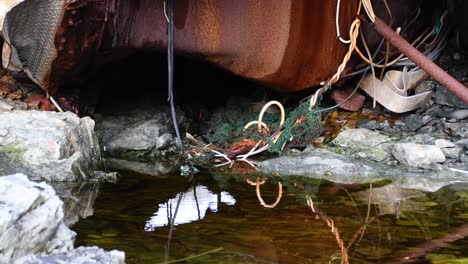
<box><xmin>105</xmin><ymin>0</ymin><xmax>356</xmax><ymax>91</ymax></box>
<box><xmin>0</xmin><ymin>0</ymin><xmax>431</xmax><ymax>94</ymax></box>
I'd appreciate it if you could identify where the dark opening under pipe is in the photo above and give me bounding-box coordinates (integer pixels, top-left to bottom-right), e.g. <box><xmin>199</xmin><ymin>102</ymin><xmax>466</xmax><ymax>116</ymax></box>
<box><xmin>371</xmin><ymin>16</ymin><xmax>468</xmax><ymax>104</ymax></box>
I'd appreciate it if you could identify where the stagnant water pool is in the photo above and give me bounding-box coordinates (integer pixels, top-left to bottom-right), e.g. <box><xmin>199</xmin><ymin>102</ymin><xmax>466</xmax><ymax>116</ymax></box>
<box><xmin>72</xmin><ymin>172</ymin><xmax>468</xmax><ymax>263</ymax></box>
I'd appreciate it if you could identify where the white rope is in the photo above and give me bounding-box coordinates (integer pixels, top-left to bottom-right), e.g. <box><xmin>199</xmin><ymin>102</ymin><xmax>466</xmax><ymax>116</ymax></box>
<box><xmin>362</xmin><ymin>0</ymin><xmax>376</xmax><ymax>23</ymax></box>
<box><xmin>336</xmin><ymin>0</ymin><xmax>351</xmax><ymax>44</ymax></box>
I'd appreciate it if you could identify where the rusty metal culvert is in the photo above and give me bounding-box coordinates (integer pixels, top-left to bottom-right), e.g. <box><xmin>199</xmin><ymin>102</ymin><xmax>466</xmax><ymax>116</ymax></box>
<box><xmin>0</xmin><ymin>0</ymin><xmax>435</xmax><ymax>96</ymax></box>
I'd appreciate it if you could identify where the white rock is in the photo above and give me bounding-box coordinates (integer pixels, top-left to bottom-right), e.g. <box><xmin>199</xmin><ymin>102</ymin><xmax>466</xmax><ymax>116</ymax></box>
<box><xmin>392</xmin><ymin>143</ymin><xmax>446</xmax><ymax>166</ymax></box>
<box><xmin>0</xmin><ymin>174</ymin><xmax>76</xmax><ymax>263</ymax></box>
<box><xmin>15</xmin><ymin>246</ymin><xmax>125</xmax><ymax>264</ymax></box>
<box><xmin>435</xmin><ymin>139</ymin><xmax>456</xmax><ymax>149</ymax></box>
<box><xmin>0</xmin><ymin>110</ymin><xmax>101</xmax><ymax>181</ymax></box>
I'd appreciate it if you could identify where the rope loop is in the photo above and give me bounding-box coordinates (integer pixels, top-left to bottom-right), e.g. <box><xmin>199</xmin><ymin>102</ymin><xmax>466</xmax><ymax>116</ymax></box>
<box><xmin>249</xmin><ymin>177</ymin><xmax>283</xmax><ymax>208</ymax></box>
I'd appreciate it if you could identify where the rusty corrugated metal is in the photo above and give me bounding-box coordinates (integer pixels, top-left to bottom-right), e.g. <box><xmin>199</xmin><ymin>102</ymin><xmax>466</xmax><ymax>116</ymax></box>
<box><xmin>1</xmin><ymin>0</ymin><xmax>427</xmax><ymax>93</ymax></box>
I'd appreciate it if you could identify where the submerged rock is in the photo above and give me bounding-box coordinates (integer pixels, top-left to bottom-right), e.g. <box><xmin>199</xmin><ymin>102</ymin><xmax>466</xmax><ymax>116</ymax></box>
<box><xmin>355</xmin><ymin>184</ymin><xmax>426</xmax><ymax>216</ymax></box>
<box><xmin>15</xmin><ymin>246</ymin><xmax>125</xmax><ymax>264</ymax></box>
<box><xmin>392</xmin><ymin>143</ymin><xmax>446</xmax><ymax>167</ymax></box>
<box><xmin>0</xmin><ymin>110</ymin><xmax>101</xmax><ymax>181</ymax></box>
<box><xmin>105</xmin><ymin>158</ymin><xmax>173</xmax><ymax>177</ymax></box>
<box><xmin>0</xmin><ymin>174</ymin><xmax>75</xmax><ymax>263</ymax></box>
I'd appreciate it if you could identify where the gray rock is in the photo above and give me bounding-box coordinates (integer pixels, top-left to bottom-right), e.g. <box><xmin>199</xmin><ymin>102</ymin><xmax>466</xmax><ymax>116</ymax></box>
<box><xmin>258</xmin><ymin>148</ymin><xmax>468</xmax><ymax>192</ymax></box>
<box><xmin>15</xmin><ymin>246</ymin><xmax>125</xmax><ymax>264</ymax></box>
<box><xmin>461</xmin><ymin>155</ymin><xmax>468</xmax><ymax>165</ymax></box>
<box><xmin>392</xmin><ymin>143</ymin><xmax>446</xmax><ymax>166</ymax></box>
<box><xmin>97</xmin><ymin>106</ymin><xmax>182</xmax><ymax>162</ymax></box>
<box><xmin>333</xmin><ymin>128</ymin><xmax>392</xmax><ymax>148</ymax></box>
<box><xmin>332</xmin><ymin>128</ymin><xmax>392</xmax><ymax>161</ymax></box>
<box><xmin>0</xmin><ymin>174</ymin><xmax>75</xmax><ymax>263</ymax></box>
<box><xmin>402</xmin><ymin>133</ymin><xmax>437</xmax><ymax>144</ymax></box>
<box><xmin>442</xmin><ymin>147</ymin><xmax>464</xmax><ymax>159</ymax></box>
<box><xmin>105</xmin><ymin>158</ymin><xmax>172</xmax><ymax>177</ymax></box>
<box><xmin>357</xmin><ymin>120</ymin><xmax>380</xmax><ymax>130</ymax></box>
<box><xmin>456</xmin><ymin>139</ymin><xmax>468</xmax><ymax>149</ymax></box>
<box><xmin>0</xmin><ymin>100</ymin><xmax>13</xmax><ymax>111</ymax></box>
<box><xmin>425</xmin><ymin>104</ymin><xmax>444</xmax><ymax>117</ymax></box>
<box><xmin>435</xmin><ymin>86</ymin><xmax>468</xmax><ymax>109</ymax></box>
<box><xmin>259</xmin><ymin>148</ymin><xmax>382</xmax><ymax>183</ymax></box>
<box><xmin>0</xmin><ymin>111</ymin><xmax>101</xmax><ymax>181</ymax></box>
<box><xmin>444</xmin><ymin>122</ymin><xmax>468</xmax><ymax>138</ymax></box>
<box><xmin>155</xmin><ymin>133</ymin><xmax>173</xmax><ymax>150</ymax></box>
<box><xmin>402</xmin><ymin>114</ymin><xmax>432</xmax><ymax>132</ymax></box>
<box><xmin>0</xmin><ymin>99</ymin><xmax>28</xmax><ymax>111</ymax></box>
<box><xmin>442</xmin><ymin>109</ymin><xmax>468</xmax><ymax>120</ymax></box>
<box><xmin>434</xmin><ymin>139</ymin><xmax>462</xmax><ymax>159</ymax></box>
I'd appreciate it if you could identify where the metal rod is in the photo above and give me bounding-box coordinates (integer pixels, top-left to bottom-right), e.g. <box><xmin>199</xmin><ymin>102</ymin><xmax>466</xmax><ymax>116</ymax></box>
<box><xmin>372</xmin><ymin>16</ymin><xmax>468</xmax><ymax>104</ymax></box>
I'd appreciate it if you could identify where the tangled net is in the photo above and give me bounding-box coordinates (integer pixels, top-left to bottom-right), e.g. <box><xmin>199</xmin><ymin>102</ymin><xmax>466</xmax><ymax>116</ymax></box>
<box><xmin>210</xmin><ymin>98</ymin><xmax>324</xmax><ymax>154</ymax></box>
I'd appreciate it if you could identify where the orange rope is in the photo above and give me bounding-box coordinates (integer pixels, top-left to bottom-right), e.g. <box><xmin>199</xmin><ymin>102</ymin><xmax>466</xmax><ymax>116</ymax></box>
<box><xmin>309</xmin><ymin>17</ymin><xmax>361</xmax><ymax>110</ymax></box>
<box><xmin>307</xmin><ymin>195</ymin><xmax>350</xmax><ymax>264</ymax></box>
<box><xmin>248</xmin><ymin>177</ymin><xmax>283</xmax><ymax>208</ymax></box>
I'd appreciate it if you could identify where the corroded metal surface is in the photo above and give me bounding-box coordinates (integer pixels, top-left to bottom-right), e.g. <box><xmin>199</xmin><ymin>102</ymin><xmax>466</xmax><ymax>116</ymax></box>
<box><xmin>105</xmin><ymin>0</ymin><xmax>357</xmax><ymax>91</ymax></box>
<box><xmin>0</xmin><ymin>0</ymin><xmax>428</xmax><ymax>93</ymax></box>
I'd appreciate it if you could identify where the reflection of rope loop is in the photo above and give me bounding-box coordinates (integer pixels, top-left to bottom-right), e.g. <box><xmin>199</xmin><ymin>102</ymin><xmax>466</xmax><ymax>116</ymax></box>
<box><xmin>255</xmin><ymin>178</ymin><xmax>283</xmax><ymax>208</ymax></box>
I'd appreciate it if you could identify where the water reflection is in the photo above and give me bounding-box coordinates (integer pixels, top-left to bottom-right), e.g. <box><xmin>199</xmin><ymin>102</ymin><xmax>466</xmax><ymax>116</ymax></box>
<box><xmin>50</xmin><ymin>182</ymin><xmax>100</xmax><ymax>226</ymax></box>
<box><xmin>73</xmin><ymin>174</ymin><xmax>468</xmax><ymax>263</ymax></box>
<box><xmin>144</xmin><ymin>185</ymin><xmax>236</xmax><ymax>231</ymax></box>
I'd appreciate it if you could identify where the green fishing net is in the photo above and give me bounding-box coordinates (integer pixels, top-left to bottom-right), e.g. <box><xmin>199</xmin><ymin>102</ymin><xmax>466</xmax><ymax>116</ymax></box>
<box><xmin>210</xmin><ymin>97</ymin><xmax>324</xmax><ymax>154</ymax></box>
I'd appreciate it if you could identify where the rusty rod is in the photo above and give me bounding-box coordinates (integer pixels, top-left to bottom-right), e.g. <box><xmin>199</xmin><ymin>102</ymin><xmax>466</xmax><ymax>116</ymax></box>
<box><xmin>372</xmin><ymin>16</ymin><xmax>468</xmax><ymax>104</ymax></box>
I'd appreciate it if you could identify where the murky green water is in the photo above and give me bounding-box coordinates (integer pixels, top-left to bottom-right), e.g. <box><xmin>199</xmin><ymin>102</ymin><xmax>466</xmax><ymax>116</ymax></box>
<box><xmin>73</xmin><ymin>172</ymin><xmax>468</xmax><ymax>264</ymax></box>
